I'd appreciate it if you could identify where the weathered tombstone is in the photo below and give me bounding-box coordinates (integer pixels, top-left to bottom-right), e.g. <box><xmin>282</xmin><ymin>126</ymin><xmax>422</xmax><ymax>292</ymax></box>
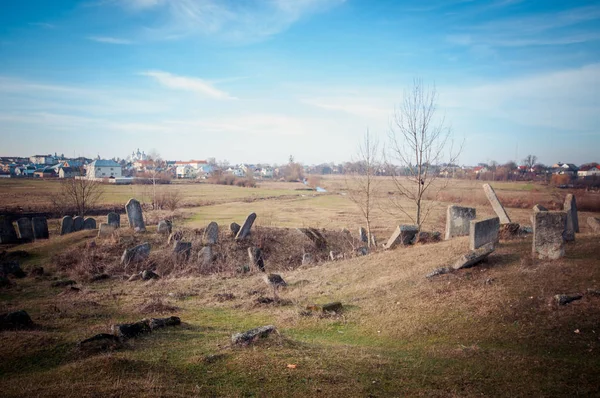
<box><xmin>107</xmin><ymin>212</ymin><xmax>120</xmax><ymax>228</ymax></box>
<box><xmin>198</xmin><ymin>246</ymin><xmax>213</xmax><ymax>268</ymax></box>
<box><xmin>157</xmin><ymin>220</ymin><xmax>172</xmax><ymax>235</ymax></box>
<box><xmin>121</xmin><ymin>242</ymin><xmax>151</xmax><ymax>266</ymax></box>
<box><xmin>204</xmin><ymin>222</ymin><xmax>219</xmax><ymax>245</ymax></box>
<box><xmin>445</xmin><ymin>205</ymin><xmax>476</xmax><ymax>240</ymax></box>
<box><xmin>469</xmin><ymin>217</ymin><xmax>499</xmax><ymax>250</ymax></box>
<box><xmin>15</xmin><ymin>218</ymin><xmax>34</xmax><ymax>242</ymax></box>
<box><xmin>0</xmin><ymin>216</ymin><xmax>18</xmax><ymax>244</ymax></box>
<box><xmin>482</xmin><ymin>184</ymin><xmax>511</xmax><ymax>224</ymax></box>
<box><xmin>383</xmin><ymin>225</ymin><xmax>418</xmax><ymax>249</ymax></box>
<box><xmin>125</xmin><ymin>198</ymin><xmax>145</xmax><ymax>232</ymax></box>
<box><xmin>533</xmin><ymin>211</ymin><xmax>567</xmax><ymax>260</ymax></box>
<box><xmin>248</xmin><ymin>247</ymin><xmax>265</xmax><ymax>271</ymax></box>
<box><xmin>298</xmin><ymin>228</ymin><xmax>327</xmax><ymax>249</ymax></box>
<box><xmin>60</xmin><ymin>216</ymin><xmax>74</xmax><ymax>235</ymax></box>
<box><xmin>83</xmin><ymin>217</ymin><xmax>97</xmax><ymax>230</ymax></box>
<box><xmin>302</xmin><ymin>253</ymin><xmax>314</xmax><ymax>266</ymax></box>
<box><xmin>235</xmin><ymin>213</ymin><xmax>256</xmax><ymax>240</ymax></box>
<box><xmin>32</xmin><ymin>217</ymin><xmax>49</xmax><ymax>239</ymax></box>
<box><xmin>588</xmin><ymin>217</ymin><xmax>600</xmax><ymax>233</ymax></box>
<box><xmin>359</xmin><ymin>227</ymin><xmax>368</xmax><ymax>243</ymax></box>
<box><xmin>533</xmin><ymin>204</ymin><xmax>548</xmax><ymax>212</ymax></box>
<box><xmin>72</xmin><ymin>216</ymin><xmax>84</xmax><ymax>232</ymax></box>
<box><xmin>97</xmin><ymin>223</ymin><xmax>116</xmax><ymax>238</ymax></box>
<box><xmin>563</xmin><ymin>194</ymin><xmax>579</xmax><ymax>242</ymax></box>
<box><xmin>453</xmin><ymin>243</ymin><xmax>495</xmax><ymax>270</ymax></box>
<box><xmin>230</xmin><ymin>222</ymin><xmax>241</xmax><ymax>236</ymax></box>
<box><xmin>173</xmin><ymin>241</ymin><xmax>192</xmax><ymax>261</ymax></box>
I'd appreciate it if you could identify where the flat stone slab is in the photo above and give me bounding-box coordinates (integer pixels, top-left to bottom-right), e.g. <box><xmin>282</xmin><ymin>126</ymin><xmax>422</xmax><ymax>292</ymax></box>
<box><xmin>97</xmin><ymin>223</ymin><xmax>116</xmax><ymax>238</ymax></box>
<box><xmin>483</xmin><ymin>184</ymin><xmax>511</xmax><ymax>224</ymax></box>
<box><xmin>563</xmin><ymin>194</ymin><xmax>579</xmax><ymax>241</ymax></box>
<box><xmin>121</xmin><ymin>242</ymin><xmax>151</xmax><ymax>265</ymax></box>
<box><xmin>198</xmin><ymin>246</ymin><xmax>214</xmax><ymax>268</ymax></box>
<box><xmin>384</xmin><ymin>225</ymin><xmax>418</xmax><ymax>249</ymax></box>
<box><xmin>16</xmin><ymin>218</ymin><xmax>34</xmax><ymax>242</ymax></box>
<box><xmin>452</xmin><ymin>244</ymin><xmax>495</xmax><ymax>270</ymax></box>
<box><xmin>445</xmin><ymin>205</ymin><xmax>476</xmax><ymax>240</ymax></box>
<box><xmin>426</xmin><ymin>267</ymin><xmax>451</xmax><ymax>278</ymax></box>
<box><xmin>126</xmin><ymin>198</ymin><xmax>145</xmax><ymax>232</ymax></box>
<box><xmin>231</xmin><ymin>325</ymin><xmax>277</xmax><ymax>345</ymax></box>
<box><xmin>32</xmin><ymin>217</ymin><xmax>49</xmax><ymax>239</ymax></box>
<box><xmin>0</xmin><ymin>216</ymin><xmax>18</xmax><ymax>244</ymax></box>
<box><xmin>469</xmin><ymin>217</ymin><xmax>499</xmax><ymax>250</ymax></box>
<box><xmin>60</xmin><ymin>216</ymin><xmax>73</xmax><ymax>235</ymax></box>
<box><xmin>533</xmin><ymin>211</ymin><xmax>566</xmax><ymax>260</ymax></box>
<box><xmin>173</xmin><ymin>241</ymin><xmax>192</xmax><ymax>261</ymax></box>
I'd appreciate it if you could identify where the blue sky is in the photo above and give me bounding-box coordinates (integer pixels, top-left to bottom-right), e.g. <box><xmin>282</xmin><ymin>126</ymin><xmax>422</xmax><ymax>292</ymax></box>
<box><xmin>0</xmin><ymin>0</ymin><xmax>599</xmax><ymax>166</ymax></box>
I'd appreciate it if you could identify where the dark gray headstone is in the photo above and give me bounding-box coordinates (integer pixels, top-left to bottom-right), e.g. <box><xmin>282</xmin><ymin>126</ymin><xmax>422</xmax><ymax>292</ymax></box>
<box><xmin>125</xmin><ymin>198</ymin><xmax>145</xmax><ymax>232</ymax></box>
<box><xmin>204</xmin><ymin>222</ymin><xmax>219</xmax><ymax>245</ymax></box>
<box><xmin>0</xmin><ymin>216</ymin><xmax>18</xmax><ymax>244</ymax></box>
<box><xmin>533</xmin><ymin>211</ymin><xmax>567</xmax><ymax>260</ymax></box>
<box><xmin>16</xmin><ymin>218</ymin><xmax>34</xmax><ymax>242</ymax></box>
<box><xmin>157</xmin><ymin>220</ymin><xmax>172</xmax><ymax>235</ymax></box>
<box><xmin>230</xmin><ymin>222</ymin><xmax>241</xmax><ymax>236</ymax></box>
<box><xmin>60</xmin><ymin>216</ymin><xmax>73</xmax><ymax>235</ymax></box>
<box><xmin>173</xmin><ymin>241</ymin><xmax>192</xmax><ymax>261</ymax></box>
<box><xmin>121</xmin><ymin>242</ymin><xmax>151</xmax><ymax>265</ymax></box>
<box><xmin>235</xmin><ymin>213</ymin><xmax>256</xmax><ymax>240</ymax></box>
<box><xmin>83</xmin><ymin>217</ymin><xmax>96</xmax><ymax>230</ymax></box>
<box><xmin>445</xmin><ymin>205</ymin><xmax>476</xmax><ymax>240</ymax></box>
<box><xmin>469</xmin><ymin>217</ymin><xmax>499</xmax><ymax>250</ymax></box>
<box><xmin>359</xmin><ymin>227</ymin><xmax>368</xmax><ymax>243</ymax></box>
<box><xmin>248</xmin><ymin>247</ymin><xmax>264</xmax><ymax>271</ymax></box>
<box><xmin>563</xmin><ymin>194</ymin><xmax>579</xmax><ymax>241</ymax></box>
<box><xmin>32</xmin><ymin>217</ymin><xmax>49</xmax><ymax>239</ymax></box>
<box><xmin>107</xmin><ymin>212</ymin><xmax>120</xmax><ymax>228</ymax></box>
<box><xmin>72</xmin><ymin>216</ymin><xmax>84</xmax><ymax>232</ymax></box>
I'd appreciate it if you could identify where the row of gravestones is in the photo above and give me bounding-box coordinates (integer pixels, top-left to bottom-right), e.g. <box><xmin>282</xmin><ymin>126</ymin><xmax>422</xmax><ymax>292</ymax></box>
<box><xmin>0</xmin><ymin>216</ymin><xmax>49</xmax><ymax>244</ymax></box>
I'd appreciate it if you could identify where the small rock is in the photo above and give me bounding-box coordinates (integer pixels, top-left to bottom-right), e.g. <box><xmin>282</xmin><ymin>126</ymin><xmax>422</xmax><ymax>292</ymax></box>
<box><xmin>426</xmin><ymin>267</ymin><xmax>450</xmax><ymax>278</ymax></box>
<box><xmin>112</xmin><ymin>320</ymin><xmax>151</xmax><ymax>339</ymax></box>
<box><xmin>322</xmin><ymin>302</ymin><xmax>343</xmax><ymax>313</ymax></box>
<box><xmin>231</xmin><ymin>325</ymin><xmax>277</xmax><ymax>345</ymax></box>
<box><xmin>141</xmin><ymin>270</ymin><xmax>159</xmax><ymax>281</ymax></box>
<box><xmin>147</xmin><ymin>316</ymin><xmax>181</xmax><ymax>330</ymax></box>
<box><xmin>0</xmin><ymin>310</ymin><xmax>33</xmax><ymax>330</ymax></box>
<box><xmin>554</xmin><ymin>294</ymin><xmax>583</xmax><ymax>306</ymax></box>
<box><xmin>452</xmin><ymin>244</ymin><xmax>494</xmax><ymax>270</ymax></box>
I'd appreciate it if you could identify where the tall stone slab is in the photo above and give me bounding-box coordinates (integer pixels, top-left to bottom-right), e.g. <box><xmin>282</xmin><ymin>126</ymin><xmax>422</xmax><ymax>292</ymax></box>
<box><xmin>482</xmin><ymin>184</ymin><xmax>511</xmax><ymax>224</ymax></box>
<box><xmin>533</xmin><ymin>211</ymin><xmax>567</xmax><ymax>260</ymax></box>
<box><xmin>60</xmin><ymin>216</ymin><xmax>73</xmax><ymax>235</ymax></box>
<box><xmin>32</xmin><ymin>217</ymin><xmax>49</xmax><ymax>239</ymax></box>
<box><xmin>0</xmin><ymin>216</ymin><xmax>18</xmax><ymax>244</ymax></box>
<box><xmin>384</xmin><ymin>225</ymin><xmax>418</xmax><ymax>249</ymax></box>
<box><xmin>563</xmin><ymin>194</ymin><xmax>579</xmax><ymax>242</ymax></box>
<box><xmin>469</xmin><ymin>217</ymin><xmax>499</xmax><ymax>250</ymax></box>
<box><xmin>83</xmin><ymin>217</ymin><xmax>97</xmax><ymax>230</ymax></box>
<box><xmin>235</xmin><ymin>213</ymin><xmax>256</xmax><ymax>241</ymax></box>
<box><xmin>126</xmin><ymin>198</ymin><xmax>145</xmax><ymax>232</ymax></box>
<box><xmin>107</xmin><ymin>212</ymin><xmax>120</xmax><ymax>228</ymax></box>
<box><xmin>359</xmin><ymin>227</ymin><xmax>368</xmax><ymax>243</ymax></box>
<box><xmin>72</xmin><ymin>216</ymin><xmax>84</xmax><ymax>232</ymax></box>
<box><xmin>204</xmin><ymin>222</ymin><xmax>219</xmax><ymax>245</ymax></box>
<box><xmin>445</xmin><ymin>205</ymin><xmax>476</xmax><ymax>240</ymax></box>
<box><xmin>16</xmin><ymin>218</ymin><xmax>34</xmax><ymax>242</ymax></box>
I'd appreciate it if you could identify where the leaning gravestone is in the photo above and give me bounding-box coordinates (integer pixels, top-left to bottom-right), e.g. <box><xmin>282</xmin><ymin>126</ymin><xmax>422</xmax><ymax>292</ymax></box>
<box><xmin>359</xmin><ymin>227</ymin><xmax>368</xmax><ymax>243</ymax></box>
<box><xmin>482</xmin><ymin>184</ymin><xmax>511</xmax><ymax>224</ymax></box>
<box><xmin>125</xmin><ymin>198</ymin><xmax>145</xmax><ymax>232</ymax></box>
<box><xmin>32</xmin><ymin>217</ymin><xmax>49</xmax><ymax>239</ymax></box>
<box><xmin>121</xmin><ymin>242</ymin><xmax>151</xmax><ymax>266</ymax></box>
<box><xmin>230</xmin><ymin>222</ymin><xmax>241</xmax><ymax>236</ymax></box>
<box><xmin>173</xmin><ymin>241</ymin><xmax>192</xmax><ymax>261</ymax></box>
<box><xmin>97</xmin><ymin>223</ymin><xmax>116</xmax><ymax>238</ymax></box>
<box><xmin>204</xmin><ymin>222</ymin><xmax>219</xmax><ymax>245</ymax></box>
<box><xmin>16</xmin><ymin>218</ymin><xmax>34</xmax><ymax>242</ymax></box>
<box><xmin>0</xmin><ymin>216</ymin><xmax>18</xmax><ymax>244</ymax></box>
<box><xmin>533</xmin><ymin>211</ymin><xmax>567</xmax><ymax>260</ymax></box>
<box><xmin>157</xmin><ymin>220</ymin><xmax>172</xmax><ymax>235</ymax></box>
<box><xmin>563</xmin><ymin>194</ymin><xmax>579</xmax><ymax>242</ymax></box>
<box><xmin>445</xmin><ymin>205</ymin><xmax>476</xmax><ymax>240</ymax></box>
<box><xmin>107</xmin><ymin>212</ymin><xmax>120</xmax><ymax>228</ymax></box>
<box><xmin>83</xmin><ymin>217</ymin><xmax>97</xmax><ymax>230</ymax></box>
<box><xmin>60</xmin><ymin>216</ymin><xmax>74</xmax><ymax>235</ymax></box>
<box><xmin>384</xmin><ymin>225</ymin><xmax>418</xmax><ymax>249</ymax></box>
<box><xmin>72</xmin><ymin>216</ymin><xmax>84</xmax><ymax>232</ymax></box>
<box><xmin>469</xmin><ymin>217</ymin><xmax>499</xmax><ymax>250</ymax></box>
<box><xmin>235</xmin><ymin>213</ymin><xmax>256</xmax><ymax>241</ymax></box>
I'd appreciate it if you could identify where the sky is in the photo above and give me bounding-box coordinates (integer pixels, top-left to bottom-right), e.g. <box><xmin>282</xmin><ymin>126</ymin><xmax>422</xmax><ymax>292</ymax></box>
<box><xmin>0</xmin><ymin>0</ymin><xmax>599</xmax><ymax>166</ymax></box>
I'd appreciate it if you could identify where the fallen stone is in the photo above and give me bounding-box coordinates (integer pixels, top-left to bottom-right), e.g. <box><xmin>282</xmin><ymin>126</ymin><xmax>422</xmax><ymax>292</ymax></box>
<box><xmin>157</xmin><ymin>220</ymin><xmax>172</xmax><ymax>235</ymax></box>
<box><xmin>384</xmin><ymin>225</ymin><xmax>418</xmax><ymax>249</ymax></box>
<box><xmin>60</xmin><ymin>216</ymin><xmax>73</xmax><ymax>235</ymax></box>
<box><xmin>0</xmin><ymin>216</ymin><xmax>18</xmax><ymax>244</ymax></box>
<box><xmin>72</xmin><ymin>216</ymin><xmax>84</xmax><ymax>232</ymax></box>
<box><xmin>297</xmin><ymin>228</ymin><xmax>327</xmax><ymax>249</ymax></box>
<box><xmin>426</xmin><ymin>267</ymin><xmax>450</xmax><ymax>278</ymax></box>
<box><xmin>107</xmin><ymin>212</ymin><xmax>120</xmax><ymax>228</ymax></box>
<box><xmin>445</xmin><ymin>205</ymin><xmax>476</xmax><ymax>240</ymax></box>
<box><xmin>173</xmin><ymin>241</ymin><xmax>192</xmax><ymax>261</ymax></box>
<box><xmin>235</xmin><ymin>213</ymin><xmax>256</xmax><ymax>240</ymax></box>
<box><xmin>125</xmin><ymin>198</ymin><xmax>145</xmax><ymax>232</ymax></box>
<box><xmin>97</xmin><ymin>223</ymin><xmax>117</xmax><ymax>238</ymax></box>
<box><xmin>554</xmin><ymin>294</ymin><xmax>583</xmax><ymax>306</ymax></box>
<box><xmin>452</xmin><ymin>244</ymin><xmax>495</xmax><ymax>270</ymax></box>
<box><xmin>482</xmin><ymin>184</ymin><xmax>511</xmax><ymax>224</ymax></box>
<box><xmin>141</xmin><ymin>270</ymin><xmax>159</xmax><ymax>281</ymax></box>
<box><xmin>204</xmin><ymin>222</ymin><xmax>219</xmax><ymax>245</ymax></box>
<box><xmin>469</xmin><ymin>217</ymin><xmax>499</xmax><ymax>250</ymax></box>
<box><xmin>229</xmin><ymin>222</ymin><xmax>241</xmax><ymax>236</ymax></box>
<box><xmin>0</xmin><ymin>310</ymin><xmax>33</xmax><ymax>330</ymax></box>
<box><xmin>78</xmin><ymin>333</ymin><xmax>123</xmax><ymax>353</ymax></box>
<box><xmin>112</xmin><ymin>320</ymin><xmax>151</xmax><ymax>339</ymax></box>
<box><xmin>231</xmin><ymin>325</ymin><xmax>277</xmax><ymax>345</ymax></box>
<box><xmin>533</xmin><ymin>211</ymin><xmax>567</xmax><ymax>260</ymax></box>
<box><xmin>16</xmin><ymin>218</ymin><xmax>34</xmax><ymax>242</ymax></box>
<box><xmin>415</xmin><ymin>231</ymin><xmax>442</xmax><ymax>244</ymax></box>
<box><xmin>588</xmin><ymin>217</ymin><xmax>600</xmax><ymax>233</ymax></box>
<box><xmin>147</xmin><ymin>316</ymin><xmax>181</xmax><ymax>330</ymax></box>
<box><xmin>51</xmin><ymin>279</ymin><xmax>76</xmax><ymax>287</ymax></box>
<box><xmin>121</xmin><ymin>242</ymin><xmax>151</xmax><ymax>266</ymax></box>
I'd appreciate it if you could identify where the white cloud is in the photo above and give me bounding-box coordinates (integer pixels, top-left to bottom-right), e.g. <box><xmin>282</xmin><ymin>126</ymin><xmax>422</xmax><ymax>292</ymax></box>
<box><xmin>88</xmin><ymin>36</ymin><xmax>134</xmax><ymax>44</ymax></box>
<box><xmin>141</xmin><ymin>70</ymin><xmax>237</xmax><ymax>100</ymax></box>
<box><xmin>29</xmin><ymin>22</ymin><xmax>56</xmax><ymax>29</ymax></box>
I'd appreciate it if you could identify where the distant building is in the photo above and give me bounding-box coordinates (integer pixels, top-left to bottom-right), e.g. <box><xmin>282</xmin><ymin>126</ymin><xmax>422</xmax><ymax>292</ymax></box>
<box><xmin>578</xmin><ymin>165</ymin><xmax>600</xmax><ymax>178</ymax></box>
<box><xmin>30</xmin><ymin>154</ymin><xmax>55</xmax><ymax>165</ymax></box>
<box><xmin>176</xmin><ymin>165</ymin><xmax>197</xmax><ymax>179</ymax></box>
<box><xmin>59</xmin><ymin>167</ymin><xmax>81</xmax><ymax>179</ymax></box>
<box><xmin>87</xmin><ymin>159</ymin><xmax>122</xmax><ymax>179</ymax></box>
<box><xmin>128</xmin><ymin>148</ymin><xmax>147</xmax><ymax>163</ymax></box>
<box><xmin>552</xmin><ymin>162</ymin><xmax>578</xmax><ymax>175</ymax></box>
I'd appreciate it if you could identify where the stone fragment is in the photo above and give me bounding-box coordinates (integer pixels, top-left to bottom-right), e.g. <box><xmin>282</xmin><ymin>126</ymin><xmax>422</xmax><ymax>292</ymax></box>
<box><xmin>16</xmin><ymin>218</ymin><xmax>34</xmax><ymax>242</ymax></box>
<box><xmin>173</xmin><ymin>241</ymin><xmax>192</xmax><ymax>261</ymax></box>
<box><xmin>426</xmin><ymin>267</ymin><xmax>451</xmax><ymax>278</ymax></box>
<box><xmin>469</xmin><ymin>217</ymin><xmax>499</xmax><ymax>250</ymax></box>
<box><xmin>72</xmin><ymin>216</ymin><xmax>84</xmax><ymax>232</ymax></box>
<box><xmin>97</xmin><ymin>223</ymin><xmax>116</xmax><ymax>238</ymax></box>
<box><xmin>482</xmin><ymin>184</ymin><xmax>511</xmax><ymax>224</ymax></box>
<box><xmin>32</xmin><ymin>217</ymin><xmax>49</xmax><ymax>239</ymax></box>
<box><xmin>301</xmin><ymin>253</ymin><xmax>314</xmax><ymax>266</ymax></box>
<box><xmin>533</xmin><ymin>211</ymin><xmax>567</xmax><ymax>260</ymax></box>
<box><xmin>322</xmin><ymin>302</ymin><xmax>343</xmax><ymax>313</ymax></box>
<box><xmin>359</xmin><ymin>227</ymin><xmax>368</xmax><ymax>242</ymax></box>
<box><xmin>445</xmin><ymin>205</ymin><xmax>476</xmax><ymax>240</ymax></box>
<box><xmin>588</xmin><ymin>217</ymin><xmax>600</xmax><ymax>233</ymax></box>
<box><xmin>235</xmin><ymin>213</ymin><xmax>256</xmax><ymax>240</ymax></box>
<box><xmin>0</xmin><ymin>310</ymin><xmax>33</xmax><ymax>330</ymax></box>
<box><xmin>230</xmin><ymin>222</ymin><xmax>241</xmax><ymax>236</ymax></box>
<box><xmin>204</xmin><ymin>222</ymin><xmax>219</xmax><ymax>245</ymax></box>
<box><xmin>157</xmin><ymin>220</ymin><xmax>172</xmax><ymax>235</ymax></box>
<box><xmin>121</xmin><ymin>242</ymin><xmax>151</xmax><ymax>266</ymax></box>
<box><xmin>198</xmin><ymin>246</ymin><xmax>214</xmax><ymax>268</ymax></box>
<box><xmin>297</xmin><ymin>228</ymin><xmax>327</xmax><ymax>249</ymax></box>
<box><xmin>78</xmin><ymin>333</ymin><xmax>123</xmax><ymax>353</ymax></box>
<box><xmin>554</xmin><ymin>294</ymin><xmax>583</xmax><ymax>306</ymax></box>
<box><xmin>248</xmin><ymin>247</ymin><xmax>265</xmax><ymax>271</ymax></box>
<box><xmin>0</xmin><ymin>216</ymin><xmax>18</xmax><ymax>244</ymax></box>
<box><xmin>533</xmin><ymin>204</ymin><xmax>548</xmax><ymax>212</ymax></box>
<box><xmin>112</xmin><ymin>320</ymin><xmax>151</xmax><ymax>339</ymax></box>
<box><xmin>107</xmin><ymin>212</ymin><xmax>120</xmax><ymax>228</ymax></box>
<box><xmin>384</xmin><ymin>225</ymin><xmax>418</xmax><ymax>249</ymax></box>
<box><xmin>452</xmin><ymin>243</ymin><xmax>495</xmax><ymax>270</ymax></box>
<box><xmin>125</xmin><ymin>198</ymin><xmax>145</xmax><ymax>232</ymax></box>
<box><xmin>147</xmin><ymin>316</ymin><xmax>181</xmax><ymax>330</ymax></box>
<box><xmin>563</xmin><ymin>194</ymin><xmax>579</xmax><ymax>241</ymax></box>
<box><xmin>231</xmin><ymin>325</ymin><xmax>277</xmax><ymax>345</ymax></box>
<box><xmin>83</xmin><ymin>217</ymin><xmax>96</xmax><ymax>230</ymax></box>
<box><xmin>60</xmin><ymin>216</ymin><xmax>73</xmax><ymax>235</ymax></box>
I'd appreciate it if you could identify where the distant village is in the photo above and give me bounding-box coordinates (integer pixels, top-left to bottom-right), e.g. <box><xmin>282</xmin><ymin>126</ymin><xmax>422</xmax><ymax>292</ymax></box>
<box><xmin>0</xmin><ymin>148</ymin><xmax>599</xmax><ymax>185</ymax></box>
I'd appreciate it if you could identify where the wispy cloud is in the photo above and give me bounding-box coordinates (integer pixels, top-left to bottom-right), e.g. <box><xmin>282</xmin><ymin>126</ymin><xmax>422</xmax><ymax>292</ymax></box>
<box><xmin>88</xmin><ymin>36</ymin><xmax>134</xmax><ymax>44</ymax></box>
<box><xmin>141</xmin><ymin>70</ymin><xmax>237</xmax><ymax>100</ymax></box>
<box><xmin>29</xmin><ymin>22</ymin><xmax>56</xmax><ymax>29</ymax></box>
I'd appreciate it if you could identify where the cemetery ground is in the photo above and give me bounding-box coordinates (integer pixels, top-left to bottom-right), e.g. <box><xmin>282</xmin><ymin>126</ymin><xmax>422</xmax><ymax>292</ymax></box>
<box><xmin>1</xmin><ymin>177</ymin><xmax>600</xmax><ymax>396</ymax></box>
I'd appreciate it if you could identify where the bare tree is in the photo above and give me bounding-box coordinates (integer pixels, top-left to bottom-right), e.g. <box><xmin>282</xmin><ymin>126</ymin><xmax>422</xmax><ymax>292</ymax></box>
<box><xmin>346</xmin><ymin>130</ymin><xmax>380</xmax><ymax>248</ymax></box>
<box><xmin>52</xmin><ymin>173</ymin><xmax>104</xmax><ymax>216</ymax></box>
<box><xmin>522</xmin><ymin>154</ymin><xmax>537</xmax><ymax>170</ymax></box>
<box><xmin>146</xmin><ymin>150</ymin><xmax>166</xmax><ymax>210</ymax></box>
<box><xmin>386</xmin><ymin>79</ymin><xmax>462</xmax><ymax>230</ymax></box>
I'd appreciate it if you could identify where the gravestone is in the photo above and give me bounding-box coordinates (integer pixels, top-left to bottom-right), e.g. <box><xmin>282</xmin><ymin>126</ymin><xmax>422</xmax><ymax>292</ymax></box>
<box><xmin>588</xmin><ymin>217</ymin><xmax>600</xmax><ymax>233</ymax></box>
<box><xmin>198</xmin><ymin>246</ymin><xmax>213</xmax><ymax>268</ymax></box>
<box><xmin>302</xmin><ymin>253</ymin><xmax>314</xmax><ymax>266</ymax></box>
<box><xmin>16</xmin><ymin>218</ymin><xmax>34</xmax><ymax>242</ymax></box>
<box><xmin>121</xmin><ymin>242</ymin><xmax>151</xmax><ymax>266</ymax></box>
<box><xmin>0</xmin><ymin>216</ymin><xmax>18</xmax><ymax>244</ymax></box>
<box><xmin>384</xmin><ymin>225</ymin><xmax>418</xmax><ymax>249</ymax></box>
<box><xmin>453</xmin><ymin>243</ymin><xmax>495</xmax><ymax>270</ymax></box>
<box><xmin>204</xmin><ymin>222</ymin><xmax>219</xmax><ymax>245</ymax></box>
<box><xmin>60</xmin><ymin>216</ymin><xmax>74</xmax><ymax>235</ymax></box>
<box><xmin>563</xmin><ymin>194</ymin><xmax>579</xmax><ymax>242</ymax></box>
<box><xmin>126</xmin><ymin>198</ymin><xmax>145</xmax><ymax>232</ymax></box>
<box><xmin>248</xmin><ymin>247</ymin><xmax>265</xmax><ymax>271</ymax></box>
<box><xmin>359</xmin><ymin>227</ymin><xmax>368</xmax><ymax>243</ymax></box>
<box><xmin>173</xmin><ymin>241</ymin><xmax>192</xmax><ymax>261</ymax></box>
<box><xmin>72</xmin><ymin>216</ymin><xmax>84</xmax><ymax>232</ymax></box>
<box><xmin>157</xmin><ymin>220</ymin><xmax>172</xmax><ymax>235</ymax></box>
<box><xmin>533</xmin><ymin>211</ymin><xmax>567</xmax><ymax>260</ymax></box>
<box><xmin>107</xmin><ymin>212</ymin><xmax>120</xmax><ymax>228</ymax></box>
<box><xmin>97</xmin><ymin>223</ymin><xmax>116</xmax><ymax>238</ymax></box>
<box><xmin>83</xmin><ymin>217</ymin><xmax>97</xmax><ymax>230</ymax></box>
<box><xmin>482</xmin><ymin>184</ymin><xmax>511</xmax><ymax>224</ymax></box>
<box><xmin>297</xmin><ymin>228</ymin><xmax>327</xmax><ymax>249</ymax></box>
<box><xmin>469</xmin><ymin>217</ymin><xmax>499</xmax><ymax>250</ymax></box>
<box><xmin>32</xmin><ymin>217</ymin><xmax>49</xmax><ymax>239</ymax></box>
<box><xmin>230</xmin><ymin>222</ymin><xmax>241</xmax><ymax>236</ymax></box>
<box><xmin>445</xmin><ymin>205</ymin><xmax>476</xmax><ymax>240</ymax></box>
<box><xmin>235</xmin><ymin>213</ymin><xmax>256</xmax><ymax>240</ymax></box>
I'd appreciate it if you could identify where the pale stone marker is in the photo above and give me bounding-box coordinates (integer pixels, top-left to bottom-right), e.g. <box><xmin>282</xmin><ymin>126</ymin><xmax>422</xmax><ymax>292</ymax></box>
<box><xmin>157</xmin><ymin>220</ymin><xmax>172</xmax><ymax>235</ymax></box>
<box><xmin>126</xmin><ymin>198</ymin><xmax>145</xmax><ymax>232</ymax></box>
<box><xmin>97</xmin><ymin>223</ymin><xmax>116</xmax><ymax>238</ymax></box>
<box><xmin>235</xmin><ymin>213</ymin><xmax>256</xmax><ymax>240</ymax></box>
<box><xmin>482</xmin><ymin>184</ymin><xmax>511</xmax><ymax>224</ymax></box>
<box><xmin>72</xmin><ymin>216</ymin><xmax>84</xmax><ymax>232</ymax></box>
<box><xmin>469</xmin><ymin>217</ymin><xmax>499</xmax><ymax>250</ymax></box>
<box><xmin>121</xmin><ymin>242</ymin><xmax>151</xmax><ymax>265</ymax></box>
<box><xmin>198</xmin><ymin>246</ymin><xmax>213</xmax><ymax>268</ymax></box>
<box><xmin>563</xmin><ymin>194</ymin><xmax>579</xmax><ymax>242</ymax></box>
<box><xmin>0</xmin><ymin>216</ymin><xmax>18</xmax><ymax>244</ymax></box>
<box><xmin>445</xmin><ymin>205</ymin><xmax>476</xmax><ymax>240</ymax></box>
<box><xmin>384</xmin><ymin>225</ymin><xmax>418</xmax><ymax>249</ymax></box>
<box><xmin>32</xmin><ymin>217</ymin><xmax>49</xmax><ymax>239</ymax></box>
<box><xmin>533</xmin><ymin>211</ymin><xmax>567</xmax><ymax>260</ymax></box>
<box><xmin>204</xmin><ymin>222</ymin><xmax>219</xmax><ymax>245</ymax></box>
<box><xmin>60</xmin><ymin>216</ymin><xmax>73</xmax><ymax>235</ymax></box>
<box><xmin>16</xmin><ymin>218</ymin><xmax>34</xmax><ymax>242</ymax></box>
<box><xmin>107</xmin><ymin>212</ymin><xmax>120</xmax><ymax>228</ymax></box>
<box><xmin>83</xmin><ymin>217</ymin><xmax>97</xmax><ymax>230</ymax></box>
